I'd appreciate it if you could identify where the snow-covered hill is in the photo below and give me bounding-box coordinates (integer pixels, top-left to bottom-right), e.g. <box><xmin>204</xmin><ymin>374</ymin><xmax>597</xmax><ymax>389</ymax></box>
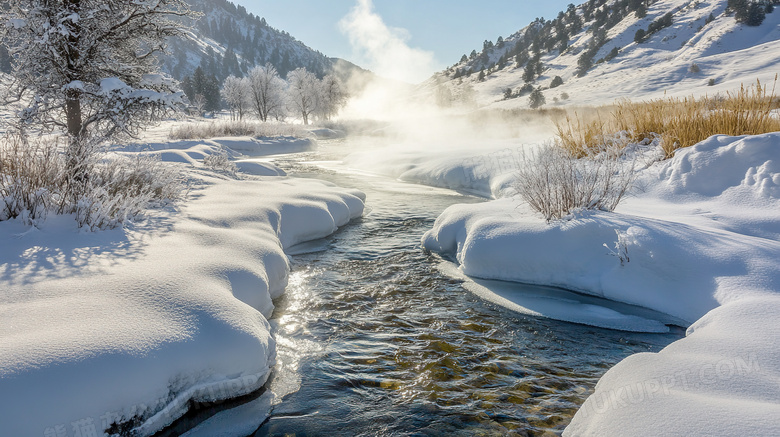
<box><xmin>432</xmin><ymin>0</ymin><xmax>780</xmax><ymax>109</ymax></box>
<box><xmin>162</xmin><ymin>0</ymin><xmax>368</xmax><ymax>83</ymax></box>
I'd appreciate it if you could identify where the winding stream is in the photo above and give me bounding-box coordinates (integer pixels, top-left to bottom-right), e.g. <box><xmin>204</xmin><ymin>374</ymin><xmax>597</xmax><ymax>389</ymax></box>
<box><xmin>252</xmin><ymin>139</ymin><xmax>681</xmax><ymax>436</ymax></box>
<box><xmin>165</xmin><ymin>138</ymin><xmax>681</xmax><ymax>436</ymax></box>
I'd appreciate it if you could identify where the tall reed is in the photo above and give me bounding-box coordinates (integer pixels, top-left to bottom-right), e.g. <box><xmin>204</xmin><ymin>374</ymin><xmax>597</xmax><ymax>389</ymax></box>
<box><xmin>555</xmin><ymin>78</ymin><xmax>780</xmax><ymax>158</ymax></box>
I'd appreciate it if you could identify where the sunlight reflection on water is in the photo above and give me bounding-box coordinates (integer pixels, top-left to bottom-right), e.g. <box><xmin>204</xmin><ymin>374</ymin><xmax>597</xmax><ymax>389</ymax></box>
<box><xmin>252</xmin><ymin>145</ymin><xmax>681</xmax><ymax>436</ymax></box>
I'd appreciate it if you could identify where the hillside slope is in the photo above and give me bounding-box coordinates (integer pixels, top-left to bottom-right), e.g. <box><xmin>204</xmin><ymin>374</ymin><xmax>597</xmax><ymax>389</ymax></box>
<box><xmin>432</xmin><ymin>0</ymin><xmax>780</xmax><ymax>109</ymax></box>
<box><xmin>162</xmin><ymin>0</ymin><xmax>366</xmax><ymax>82</ymax></box>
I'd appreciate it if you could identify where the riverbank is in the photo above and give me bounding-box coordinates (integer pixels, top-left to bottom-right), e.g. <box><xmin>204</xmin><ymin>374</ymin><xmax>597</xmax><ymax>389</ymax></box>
<box><xmin>0</xmin><ymin>136</ymin><xmax>364</xmax><ymax>436</ymax></box>
<box><xmin>418</xmin><ymin>132</ymin><xmax>780</xmax><ymax>432</ymax></box>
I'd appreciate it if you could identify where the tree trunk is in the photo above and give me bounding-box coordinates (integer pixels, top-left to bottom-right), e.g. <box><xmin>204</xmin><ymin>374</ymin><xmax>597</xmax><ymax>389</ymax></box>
<box><xmin>65</xmin><ymin>0</ymin><xmax>82</xmax><ymax>142</ymax></box>
<box><xmin>64</xmin><ymin>0</ymin><xmax>88</xmax><ymax>194</ymax></box>
<box><xmin>66</xmin><ymin>91</ymin><xmax>83</xmax><ymax>140</ymax></box>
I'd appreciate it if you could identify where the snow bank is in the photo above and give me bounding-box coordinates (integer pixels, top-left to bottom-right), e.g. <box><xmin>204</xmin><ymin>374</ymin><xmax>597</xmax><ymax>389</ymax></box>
<box><xmin>625</xmin><ymin>133</ymin><xmax>780</xmax><ymax>241</ymax></box>
<box><xmin>0</xmin><ymin>172</ymin><xmax>364</xmax><ymax>436</ymax></box>
<box><xmin>564</xmin><ymin>295</ymin><xmax>780</xmax><ymax>436</ymax></box>
<box><xmin>308</xmin><ymin>127</ymin><xmax>345</xmax><ymax>139</ymax></box>
<box><xmin>423</xmin><ymin>133</ymin><xmax>780</xmax><ymax>326</ymax></box>
<box><xmin>235</xmin><ymin>159</ymin><xmax>287</xmax><ymax>176</ymax></box>
<box><xmin>421</xmin><ymin>132</ymin><xmax>780</xmax><ymax>433</ymax></box>
<box><xmin>124</xmin><ymin>136</ymin><xmax>316</xmax><ymax>166</ymax></box>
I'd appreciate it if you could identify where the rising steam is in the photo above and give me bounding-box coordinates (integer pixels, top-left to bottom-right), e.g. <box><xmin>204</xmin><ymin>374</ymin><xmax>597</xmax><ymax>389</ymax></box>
<box><xmin>335</xmin><ymin>0</ymin><xmax>557</xmax><ymax>152</ymax></box>
<box><xmin>338</xmin><ymin>0</ymin><xmax>438</xmax><ymax>85</ymax></box>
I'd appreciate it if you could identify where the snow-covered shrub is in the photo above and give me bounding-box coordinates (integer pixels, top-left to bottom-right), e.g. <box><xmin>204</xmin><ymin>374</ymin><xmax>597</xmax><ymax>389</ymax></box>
<box><xmin>514</xmin><ymin>143</ymin><xmax>636</xmax><ymax>222</ymax></box>
<box><xmin>0</xmin><ymin>134</ymin><xmax>182</xmax><ymax>229</ymax></box>
<box><xmin>77</xmin><ymin>154</ymin><xmax>183</xmax><ymax>230</ymax></box>
<box><xmin>203</xmin><ymin>152</ymin><xmax>238</xmax><ymax>175</ymax></box>
<box><xmin>604</xmin><ymin>229</ymin><xmax>631</xmax><ymax>266</ymax></box>
<box><xmin>0</xmin><ymin>135</ymin><xmax>68</xmax><ymax>225</ymax></box>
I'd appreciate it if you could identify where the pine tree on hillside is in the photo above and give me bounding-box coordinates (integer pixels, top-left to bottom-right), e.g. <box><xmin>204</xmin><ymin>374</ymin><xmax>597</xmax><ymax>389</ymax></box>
<box><xmin>577</xmin><ymin>51</ymin><xmax>593</xmax><ymax>77</ymax></box>
<box><xmin>634</xmin><ymin>28</ymin><xmax>646</xmax><ymax>43</ymax></box>
<box><xmin>0</xmin><ymin>46</ymin><xmax>11</xmax><ymax>74</ymax></box>
<box><xmin>731</xmin><ymin>0</ymin><xmax>768</xmax><ymax>26</ymax></box>
<box><xmin>529</xmin><ymin>87</ymin><xmax>546</xmax><ymax>109</ymax></box>
<box><xmin>523</xmin><ymin>60</ymin><xmax>537</xmax><ymax>83</ymax></box>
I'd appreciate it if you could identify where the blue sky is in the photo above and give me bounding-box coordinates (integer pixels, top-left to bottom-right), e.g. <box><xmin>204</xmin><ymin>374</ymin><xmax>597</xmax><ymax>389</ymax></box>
<box><xmin>234</xmin><ymin>0</ymin><xmax>575</xmax><ymax>81</ymax></box>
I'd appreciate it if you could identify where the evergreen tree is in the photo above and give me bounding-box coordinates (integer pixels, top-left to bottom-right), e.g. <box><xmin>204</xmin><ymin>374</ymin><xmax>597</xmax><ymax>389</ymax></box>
<box><xmin>577</xmin><ymin>51</ymin><xmax>593</xmax><ymax>77</ymax></box>
<box><xmin>529</xmin><ymin>88</ymin><xmax>546</xmax><ymax>109</ymax></box>
<box><xmin>0</xmin><ymin>45</ymin><xmax>11</xmax><ymax>74</ymax></box>
<box><xmin>743</xmin><ymin>2</ymin><xmax>767</xmax><ymax>26</ymax></box>
<box><xmin>523</xmin><ymin>61</ymin><xmax>536</xmax><ymax>83</ymax></box>
<box><xmin>636</xmin><ymin>3</ymin><xmax>647</xmax><ymax>18</ymax></box>
<box><xmin>203</xmin><ymin>74</ymin><xmax>221</xmax><ymax>113</ymax></box>
<box><xmin>634</xmin><ymin>28</ymin><xmax>646</xmax><ymax>43</ymax></box>
<box><xmin>605</xmin><ymin>46</ymin><xmax>620</xmax><ymax>61</ymax></box>
<box><xmin>516</xmin><ymin>51</ymin><xmax>529</xmax><ymax>68</ymax></box>
<box><xmin>181</xmin><ymin>76</ymin><xmax>194</xmax><ymax>101</ymax></box>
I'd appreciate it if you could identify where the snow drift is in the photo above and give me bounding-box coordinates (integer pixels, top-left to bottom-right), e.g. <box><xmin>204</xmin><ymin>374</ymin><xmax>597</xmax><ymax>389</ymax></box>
<box><xmin>564</xmin><ymin>295</ymin><xmax>780</xmax><ymax>436</ymax></box>
<box><xmin>423</xmin><ymin>133</ymin><xmax>780</xmax><ymax>325</ymax></box>
<box><xmin>0</xmin><ymin>159</ymin><xmax>364</xmax><ymax>436</ymax></box>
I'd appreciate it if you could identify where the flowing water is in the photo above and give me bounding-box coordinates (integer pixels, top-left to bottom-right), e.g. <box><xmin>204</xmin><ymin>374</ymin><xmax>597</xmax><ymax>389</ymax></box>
<box><xmin>163</xmin><ymin>138</ymin><xmax>682</xmax><ymax>437</ymax></box>
<box><xmin>248</xmin><ymin>140</ymin><xmax>682</xmax><ymax>436</ymax></box>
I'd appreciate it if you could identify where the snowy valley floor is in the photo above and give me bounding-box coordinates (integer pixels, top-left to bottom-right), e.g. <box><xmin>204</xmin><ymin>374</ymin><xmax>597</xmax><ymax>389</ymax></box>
<box><xmin>2</xmin><ymin>126</ymin><xmax>779</xmax><ymax>436</ymax></box>
<box><xmin>0</xmin><ymin>136</ymin><xmax>364</xmax><ymax>436</ymax></box>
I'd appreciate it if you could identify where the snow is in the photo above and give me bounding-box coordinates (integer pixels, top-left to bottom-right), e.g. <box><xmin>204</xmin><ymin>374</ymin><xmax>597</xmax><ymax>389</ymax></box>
<box><xmin>0</xmin><ymin>137</ymin><xmax>364</xmax><ymax>436</ymax></box>
<box><xmin>100</xmin><ymin>77</ymin><xmax>129</xmax><ymax>93</ymax></box>
<box><xmin>414</xmin><ymin>131</ymin><xmax>780</xmax><ymax>433</ymax></box>
<box><xmin>181</xmin><ymin>392</ymin><xmax>275</xmax><ymax>437</ymax></box>
<box><xmin>564</xmin><ymin>295</ymin><xmax>780</xmax><ymax>436</ymax></box>
<box><xmin>422</xmin><ymin>133</ymin><xmax>780</xmax><ymax>328</ymax></box>
<box><xmin>122</xmin><ymin>136</ymin><xmax>316</xmax><ymax>167</ymax></box>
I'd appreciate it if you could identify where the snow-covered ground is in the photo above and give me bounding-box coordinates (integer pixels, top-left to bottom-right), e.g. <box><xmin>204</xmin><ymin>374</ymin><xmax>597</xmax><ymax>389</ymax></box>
<box><xmin>564</xmin><ymin>295</ymin><xmax>780</xmax><ymax>436</ymax></box>
<box><xmin>0</xmin><ymin>135</ymin><xmax>364</xmax><ymax>436</ymax></box>
<box><xmin>417</xmin><ymin>132</ymin><xmax>780</xmax><ymax>432</ymax></box>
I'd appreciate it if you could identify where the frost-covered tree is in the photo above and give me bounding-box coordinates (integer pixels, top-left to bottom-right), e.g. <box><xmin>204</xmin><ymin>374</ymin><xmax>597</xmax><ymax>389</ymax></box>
<box><xmin>318</xmin><ymin>74</ymin><xmax>347</xmax><ymax>121</ymax></box>
<box><xmin>246</xmin><ymin>63</ymin><xmax>286</xmax><ymax>122</ymax></box>
<box><xmin>221</xmin><ymin>76</ymin><xmax>250</xmax><ymax>120</ymax></box>
<box><xmin>0</xmin><ymin>0</ymin><xmax>197</xmax><ymax>169</ymax></box>
<box><xmin>286</xmin><ymin>68</ymin><xmax>319</xmax><ymax>125</ymax></box>
<box><xmin>0</xmin><ymin>0</ymin><xmax>196</xmax><ymax>140</ymax></box>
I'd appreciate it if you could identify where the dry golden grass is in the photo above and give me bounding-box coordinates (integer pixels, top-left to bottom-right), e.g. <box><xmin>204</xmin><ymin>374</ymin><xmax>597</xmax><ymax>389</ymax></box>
<box><xmin>555</xmin><ymin>78</ymin><xmax>780</xmax><ymax>158</ymax></box>
<box><xmin>169</xmin><ymin>120</ymin><xmax>308</xmax><ymax>140</ymax></box>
